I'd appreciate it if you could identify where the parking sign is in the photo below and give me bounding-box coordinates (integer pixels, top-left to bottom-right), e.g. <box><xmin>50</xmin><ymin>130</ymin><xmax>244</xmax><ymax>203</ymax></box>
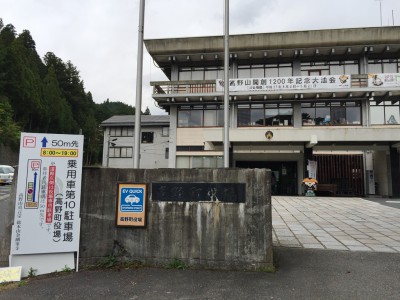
<box><xmin>117</xmin><ymin>183</ymin><xmax>146</xmax><ymax>227</ymax></box>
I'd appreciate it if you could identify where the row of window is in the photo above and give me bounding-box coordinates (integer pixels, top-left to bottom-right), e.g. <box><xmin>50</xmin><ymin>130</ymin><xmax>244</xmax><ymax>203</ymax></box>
<box><xmin>177</xmin><ymin>101</ymin><xmax>400</xmax><ymax>127</ymax></box>
<box><xmin>109</xmin><ymin>127</ymin><xmax>169</xmax><ymax>137</ymax></box>
<box><xmin>238</xmin><ymin>103</ymin><xmax>293</xmax><ymax>126</ymax></box>
<box><xmin>178</xmin><ymin>105</ymin><xmax>225</xmax><ymax>127</ymax></box>
<box><xmin>301</xmin><ymin>102</ymin><xmax>361</xmax><ymax>126</ymax></box>
<box><xmin>178</xmin><ymin>59</ymin><xmax>400</xmax><ymax>80</ymax></box>
<box><xmin>109</xmin><ymin>146</ymin><xmax>169</xmax><ymax>159</ymax></box>
<box><xmin>176</xmin><ymin>156</ymin><xmax>224</xmax><ymax>168</ymax></box>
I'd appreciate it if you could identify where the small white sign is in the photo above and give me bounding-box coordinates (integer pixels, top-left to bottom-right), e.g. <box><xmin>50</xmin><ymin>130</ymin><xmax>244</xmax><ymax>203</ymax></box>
<box><xmin>11</xmin><ymin>133</ymin><xmax>83</xmax><ymax>255</ymax></box>
<box><xmin>0</xmin><ymin>266</ymin><xmax>21</xmax><ymax>283</ymax></box>
<box><xmin>368</xmin><ymin>73</ymin><xmax>400</xmax><ymax>88</ymax></box>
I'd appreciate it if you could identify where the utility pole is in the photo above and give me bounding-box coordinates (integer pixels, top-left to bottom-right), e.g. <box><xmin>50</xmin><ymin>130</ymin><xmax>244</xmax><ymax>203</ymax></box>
<box><xmin>223</xmin><ymin>0</ymin><xmax>230</xmax><ymax>168</ymax></box>
<box><xmin>133</xmin><ymin>0</ymin><xmax>145</xmax><ymax>168</ymax></box>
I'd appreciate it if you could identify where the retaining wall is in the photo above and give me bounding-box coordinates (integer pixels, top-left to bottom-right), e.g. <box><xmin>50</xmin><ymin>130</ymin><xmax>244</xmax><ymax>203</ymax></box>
<box><xmin>80</xmin><ymin>167</ymin><xmax>273</xmax><ymax>270</ymax></box>
<box><xmin>2</xmin><ymin>168</ymin><xmax>273</xmax><ymax>270</ymax></box>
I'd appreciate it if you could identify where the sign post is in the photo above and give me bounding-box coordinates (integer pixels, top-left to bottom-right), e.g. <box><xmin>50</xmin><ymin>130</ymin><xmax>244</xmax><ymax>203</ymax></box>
<box><xmin>10</xmin><ymin>133</ymin><xmax>84</xmax><ymax>277</ymax></box>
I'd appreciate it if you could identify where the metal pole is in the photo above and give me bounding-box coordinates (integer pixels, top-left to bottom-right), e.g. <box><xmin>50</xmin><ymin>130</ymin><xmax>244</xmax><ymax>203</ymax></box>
<box><xmin>392</xmin><ymin>10</ymin><xmax>395</xmax><ymax>25</ymax></box>
<box><xmin>133</xmin><ymin>0</ymin><xmax>145</xmax><ymax>168</ymax></box>
<box><xmin>223</xmin><ymin>0</ymin><xmax>230</xmax><ymax>168</ymax></box>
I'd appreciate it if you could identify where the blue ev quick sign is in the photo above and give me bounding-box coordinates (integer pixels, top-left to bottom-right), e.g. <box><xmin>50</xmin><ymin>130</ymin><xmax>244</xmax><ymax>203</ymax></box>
<box><xmin>120</xmin><ymin>187</ymin><xmax>144</xmax><ymax>213</ymax></box>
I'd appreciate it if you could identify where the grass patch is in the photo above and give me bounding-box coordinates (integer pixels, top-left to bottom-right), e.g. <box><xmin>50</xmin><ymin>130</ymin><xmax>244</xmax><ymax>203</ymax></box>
<box><xmin>166</xmin><ymin>258</ymin><xmax>188</xmax><ymax>270</ymax></box>
<box><xmin>258</xmin><ymin>265</ymin><xmax>276</xmax><ymax>273</ymax></box>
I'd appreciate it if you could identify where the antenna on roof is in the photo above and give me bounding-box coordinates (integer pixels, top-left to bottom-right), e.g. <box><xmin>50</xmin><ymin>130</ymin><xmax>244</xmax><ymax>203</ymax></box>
<box><xmin>375</xmin><ymin>0</ymin><xmax>383</xmax><ymax>26</ymax></box>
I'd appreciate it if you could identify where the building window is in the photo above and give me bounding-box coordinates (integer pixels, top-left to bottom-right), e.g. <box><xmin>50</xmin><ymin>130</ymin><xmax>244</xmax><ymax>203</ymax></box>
<box><xmin>141</xmin><ymin>132</ymin><xmax>154</xmax><ymax>143</ymax></box>
<box><xmin>301</xmin><ymin>101</ymin><xmax>361</xmax><ymax>126</ymax></box>
<box><xmin>109</xmin><ymin>147</ymin><xmax>133</xmax><ymax>158</ymax></box>
<box><xmin>109</xmin><ymin>126</ymin><xmax>133</xmax><ymax>137</ymax></box>
<box><xmin>176</xmin><ymin>156</ymin><xmax>224</xmax><ymax>168</ymax></box>
<box><xmin>162</xmin><ymin>127</ymin><xmax>169</xmax><ymax>137</ymax></box>
<box><xmin>368</xmin><ymin>59</ymin><xmax>399</xmax><ymax>74</ymax></box>
<box><xmin>165</xmin><ymin>148</ymin><xmax>169</xmax><ymax>159</ymax></box>
<box><xmin>237</xmin><ymin>63</ymin><xmax>293</xmax><ymax>78</ymax></box>
<box><xmin>301</xmin><ymin>60</ymin><xmax>359</xmax><ymax>76</ymax></box>
<box><xmin>238</xmin><ymin>103</ymin><xmax>293</xmax><ymax>127</ymax></box>
<box><xmin>177</xmin><ymin>105</ymin><xmax>224</xmax><ymax>127</ymax></box>
<box><xmin>370</xmin><ymin>100</ymin><xmax>400</xmax><ymax>125</ymax></box>
<box><xmin>176</xmin><ymin>146</ymin><xmax>204</xmax><ymax>151</ymax></box>
<box><xmin>179</xmin><ymin>66</ymin><xmax>224</xmax><ymax>80</ymax></box>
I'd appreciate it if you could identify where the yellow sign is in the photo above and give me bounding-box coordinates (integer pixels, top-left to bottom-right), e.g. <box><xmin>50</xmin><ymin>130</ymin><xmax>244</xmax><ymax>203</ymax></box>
<box><xmin>116</xmin><ymin>183</ymin><xmax>146</xmax><ymax>227</ymax></box>
<box><xmin>0</xmin><ymin>266</ymin><xmax>22</xmax><ymax>283</ymax></box>
<box><xmin>40</xmin><ymin>148</ymin><xmax>79</xmax><ymax>157</ymax></box>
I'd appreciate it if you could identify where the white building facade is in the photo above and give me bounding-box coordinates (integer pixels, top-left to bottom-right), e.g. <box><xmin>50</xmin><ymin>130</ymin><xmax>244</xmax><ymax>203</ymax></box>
<box><xmin>101</xmin><ymin>115</ymin><xmax>170</xmax><ymax>169</ymax></box>
<box><xmin>144</xmin><ymin>27</ymin><xmax>400</xmax><ymax>197</ymax></box>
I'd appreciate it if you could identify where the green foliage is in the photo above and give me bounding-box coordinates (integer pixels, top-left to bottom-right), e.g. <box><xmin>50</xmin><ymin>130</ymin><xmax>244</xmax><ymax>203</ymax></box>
<box><xmin>258</xmin><ymin>265</ymin><xmax>276</xmax><ymax>273</ymax></box>
<box><xmin>97</xmin><ymin>254</ymin><xmax>118</xmax><ymax>268</ymax></box>
<box><xmin>17</xmin><ymin>281</ymin><xmax>26</xmax><ymax>287</ymax></box>
<box><xmin>0</xmin><ymin>96</ymin><xmax>21</xmax><ymax>147</ymax></box>
<box><xmin>27</xmin><ymin>267</ymin><xmax>37</xmax><ymax>277</ymax></box>
<box><xmin>166</xmin><ymin>258</ymin><xmax>188</xmax><ymax>270</ymax></box>
<box><xmin>62</xmin><ymin>265</ymin><xmax>72</xmax><ymax>272</ymax></box>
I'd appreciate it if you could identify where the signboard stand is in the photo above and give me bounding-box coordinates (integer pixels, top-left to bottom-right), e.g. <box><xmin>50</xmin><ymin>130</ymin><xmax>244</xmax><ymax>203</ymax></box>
<box><xmin>10</xmin><ymin>133</ymin><xmax>84</xmax><ymax>277</ymax></box>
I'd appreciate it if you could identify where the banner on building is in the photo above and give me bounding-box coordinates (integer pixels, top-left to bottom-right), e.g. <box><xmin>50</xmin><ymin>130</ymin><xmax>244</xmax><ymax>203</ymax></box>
<box><xmin>368</xmin><ymin>73</ymin><xmax>400</xmax><ymax>88</ymax></box>
<box><xmin>216</xmin><ymin>75</ymin><xmax>351</xmax><ymax>92</ymax></box>
<box><xmin>11</xmin><ymin>133</ymin><xmax>84</xmax><ymax>255</ymax></box>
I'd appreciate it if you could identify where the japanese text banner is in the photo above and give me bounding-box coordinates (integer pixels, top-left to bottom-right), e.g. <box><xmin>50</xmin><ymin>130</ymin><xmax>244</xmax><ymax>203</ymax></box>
<box><xmin>216</xmin><ymin>75</ymin><xmax>351</xmax><ymax>92</ymax></box>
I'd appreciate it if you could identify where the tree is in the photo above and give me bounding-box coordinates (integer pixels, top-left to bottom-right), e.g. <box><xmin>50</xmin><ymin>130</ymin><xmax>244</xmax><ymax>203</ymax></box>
<box><xmin>0</xmin><ymin>96</ymin><xmax>21</xmax><ymax>147</ymax></box>
<box><xmin>42</xmin><ymin>65</ymin><xmax>76</xmax><ymax>133</ymax></box>
<box><xmin>143</xmin><ymin>106</ymin><xmax>151</xmax><ymax>115</ymax></box>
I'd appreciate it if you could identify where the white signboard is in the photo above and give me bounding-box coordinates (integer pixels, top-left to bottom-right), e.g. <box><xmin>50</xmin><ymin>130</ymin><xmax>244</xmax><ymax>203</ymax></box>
<box><xmin>307</xmin><ymin>160</ymin><xmax>318</xmax><ymax>179</ymax></box>
<box><xmin>216</xmin><ymin>75</ymin><xmax>351</xmax><ymax>92</ymax></box>
<box><xmin>11</xmin><ymin>133</ymin><xmax>83</xmax><ymax>255</ymax></box>
<box><xmin>368</xmin><ymin>73</ymin><xmax>400</xmax><ymax>88</ymax></box>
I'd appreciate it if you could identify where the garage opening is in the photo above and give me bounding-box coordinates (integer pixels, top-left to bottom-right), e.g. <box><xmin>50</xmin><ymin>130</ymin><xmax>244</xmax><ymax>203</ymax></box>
<box><xmin>236</xmin><ymin>161</ymin><xmax>297</xmax><ymax>195</ymax></box>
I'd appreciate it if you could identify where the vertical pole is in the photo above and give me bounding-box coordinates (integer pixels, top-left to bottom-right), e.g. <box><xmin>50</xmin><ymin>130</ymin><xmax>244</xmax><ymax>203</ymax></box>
<box><xmin>392</xmin><ymin>10</ymin><xmax>395</xmax><ymax>26</ymax></box>
<box><xmin>134</xmin><ymin>0</ymin><xmax>146</xmax><ymax>168</ymax></box>
<box><xmin>223</xmin><ymin>0</ymin><xmax>230</xmax><ymax>168</ymax></box>
<box><xmin>379</xmin><ymin>1</ymin><xmax>383</xmax><ymax>26</ymax></box>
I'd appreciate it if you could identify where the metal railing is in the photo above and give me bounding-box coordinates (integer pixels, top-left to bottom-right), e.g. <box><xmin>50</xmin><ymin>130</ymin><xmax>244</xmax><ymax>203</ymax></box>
<box><xmin>152</xmin><ymin>80</ymin><xmax>216</xmax><ymax>95</ymax></box>
<box><xmin>151</xmin><ymin>75</ymin><xmax>369</xmax><ymax>95</ymax></box>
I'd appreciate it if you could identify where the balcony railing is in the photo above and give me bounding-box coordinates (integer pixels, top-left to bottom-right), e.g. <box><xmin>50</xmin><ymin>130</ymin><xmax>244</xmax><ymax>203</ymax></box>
<box><xmin>152</xmin><ymin>75</ymin><xmax>369</xmax><ymax>95</ymax></box>
<box><xmin>152</xmin><ymin>80</ymin><xmax>217</xmax><ymax>95</ymax></box>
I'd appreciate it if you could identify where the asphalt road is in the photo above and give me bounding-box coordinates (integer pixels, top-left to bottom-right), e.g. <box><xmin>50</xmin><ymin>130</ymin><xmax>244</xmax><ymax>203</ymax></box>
<box><xmin>0</xmin><ymin>247</ymin><xmax>399</xmax><ymax>300</ymax></box>
<box><xmin>0</xmin><ymin>185</ymin><xmax>11</xmax><ymax>223</ymax></box>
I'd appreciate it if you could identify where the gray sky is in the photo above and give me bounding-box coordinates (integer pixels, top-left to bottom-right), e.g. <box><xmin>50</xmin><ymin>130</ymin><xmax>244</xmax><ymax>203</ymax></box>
<box><xmin>1</xmin><ymin>0</ymin><xmax>400</xmax><ymax>115</ymax></box>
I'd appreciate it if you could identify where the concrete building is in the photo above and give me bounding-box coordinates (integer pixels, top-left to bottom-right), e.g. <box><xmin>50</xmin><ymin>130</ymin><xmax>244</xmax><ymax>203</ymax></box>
<box><xmin>143</xmin><ymin>26</ymin><xmax>400</xmax><ymax>197</ymax></box>
<box><xmin>101</xmin><ymin>115</ymin><xmax>170</xmax><ymax>169</ymax></box>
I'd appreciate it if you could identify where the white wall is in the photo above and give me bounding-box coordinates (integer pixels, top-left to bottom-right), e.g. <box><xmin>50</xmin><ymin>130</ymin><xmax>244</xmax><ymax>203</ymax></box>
<box><xmin>102</xmin><ymin>126</ymin><xmax>169</xmax><ymax>169</ymax></box>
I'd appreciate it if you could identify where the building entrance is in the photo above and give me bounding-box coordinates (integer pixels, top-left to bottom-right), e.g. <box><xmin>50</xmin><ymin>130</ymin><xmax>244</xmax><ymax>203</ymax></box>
<box><xmin>236</xmin><ymin>161</ymin><xmax>297</xmax><ymax>195</ymax></box>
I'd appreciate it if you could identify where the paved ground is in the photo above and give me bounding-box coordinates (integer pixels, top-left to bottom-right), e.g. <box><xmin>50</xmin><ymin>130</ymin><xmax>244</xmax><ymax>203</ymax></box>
<box><xmin>1</xmin><ymin>247</ymin><xmax>400</xmax><ymax>300</ymax></box>
<box><xmin>1</xmin><ymin>194</ymin><xmax>400</xmax><ymax>298</ymax></box>
<box><xmin>272</xmin><ymin>196</ymin><xmax>400</xmax><ymax>253</ymax></box>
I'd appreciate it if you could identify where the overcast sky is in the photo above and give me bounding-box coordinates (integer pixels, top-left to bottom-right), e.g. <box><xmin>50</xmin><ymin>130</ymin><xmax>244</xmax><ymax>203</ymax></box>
<box><xmin>1</xmin><ymin>0</ymin><xmax>400</xmax><ymax>115</ymax></box>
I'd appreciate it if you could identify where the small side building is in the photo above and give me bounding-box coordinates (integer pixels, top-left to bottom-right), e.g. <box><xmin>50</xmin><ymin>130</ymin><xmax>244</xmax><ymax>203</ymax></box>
<box><xmin>101</xmin><ymin>115</ymin><xmax>170</xmax><ymax>169</ymax></box>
